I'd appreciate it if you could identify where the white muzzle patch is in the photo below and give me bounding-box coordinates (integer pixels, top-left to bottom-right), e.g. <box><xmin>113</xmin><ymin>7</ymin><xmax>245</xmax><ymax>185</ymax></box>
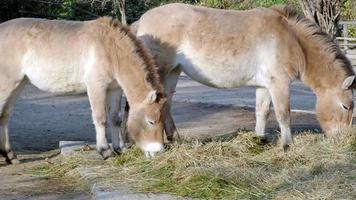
<box><xmin>141</xmin><ymin>142</ymin><xmax>164</xmax><ymax>158</ymax></box>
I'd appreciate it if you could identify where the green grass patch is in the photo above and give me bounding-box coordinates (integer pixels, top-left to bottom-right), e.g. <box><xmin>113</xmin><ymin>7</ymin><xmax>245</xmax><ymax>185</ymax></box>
<box><xmin>29</xmin><ymin>164</ymin><xmax>51</xmax><ymax>176</ymax></box>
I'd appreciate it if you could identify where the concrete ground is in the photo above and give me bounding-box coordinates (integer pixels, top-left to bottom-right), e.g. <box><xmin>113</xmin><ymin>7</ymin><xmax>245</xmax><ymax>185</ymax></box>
<box><xmin>174</xmin><ymin>75</ymin><xmax>317</xmax><ymax>112</ymax></box>
<box><xmin>8</xmin><ymin>75</ymin><xmax>320</xmax><ymax>151</ymax></box>
<box><xmin>1</xmin><ymin>75</ymin><xmax>325</xmax><ymax>199</ymax></box>
<box><xmin>172</xmin><ymin>75</ymin><xmax>320</xmax><ymax>138</ymax></box>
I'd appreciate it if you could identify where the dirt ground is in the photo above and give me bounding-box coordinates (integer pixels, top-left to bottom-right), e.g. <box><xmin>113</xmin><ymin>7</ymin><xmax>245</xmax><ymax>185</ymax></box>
<box><xmin>1</xmin><ymin>77</ymin><xmax>322</xmax><ymax>199</ymax></box>
<box><xmin>0</xmin><ymin>151</ymin><xmax>90</xmax><ymax>200</ymax></box>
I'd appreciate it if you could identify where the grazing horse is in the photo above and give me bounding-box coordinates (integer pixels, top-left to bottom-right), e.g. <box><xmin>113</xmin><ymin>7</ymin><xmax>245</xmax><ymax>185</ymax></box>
<box><xmin>0</xmin><ymin>17</ymin><xmax>166</xmax><ymax>163</ymax></box>
<box><xmin>130</xmin><ymin>3</ymin><xmax>355</xmax><ymax>149</ymax></box>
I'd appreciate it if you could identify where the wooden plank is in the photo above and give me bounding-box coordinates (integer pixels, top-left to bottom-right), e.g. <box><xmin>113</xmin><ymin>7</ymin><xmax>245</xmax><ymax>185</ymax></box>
<box><xmin>343</xmin><ymin>24</ymin><xmax>348</xmax><ymax>50</ymax></box>
<box><xmin>346</xmin><ymin>53</ymin><xmax>356</xmax><ymax>57</ymax></box>
<box><xmin>339</xmin><ymin>21</ymin><xmax>356</xmax><ymax>25</ymax></box>
<box><xmin>346</xmin><ymin>50</ymin><xmax>356</xmax><ymax>54</ymax></box>
<box><xmin>337</xmin><ymin>37</ymin><xmax>356</xmax><ymax>41</ymax></box>
<box><xmin>339</xmin><ymin>44</ymin><xmax>356</xmax><ymax>46</ymax></box>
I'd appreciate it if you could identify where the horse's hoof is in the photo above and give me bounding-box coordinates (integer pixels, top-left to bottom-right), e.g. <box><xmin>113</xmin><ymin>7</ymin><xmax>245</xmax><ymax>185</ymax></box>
<box><xmin>112</xmin><ymin>147</ymin><xmax>122</xmax><ymax>155</ymax></box>
<box><xmin>122</xmin><ymin>143</ymin><xmax>133</xmax><ymax>152</ymax></box>
<box><xmin>112</xmin><ymin>142</ymin><xmax>133</xmax><ymax>154</ymax></box>
<box><xmin>257</xmin><ymin>136</ymin><xmax>268</xmax><ymax>144</ymax></box>
<box><xmin>166</xmin><ymin>134</ymin><xmax>181</xmax><ymax>143</ymax></box>
<box><xmin>98</xmin><ymin>148</ymin><xmax>114</xmax><ymax>160</ymax></box>
<box><xmin>166</xmin><ymin>136</ymin><xmax>174</xmax><ymax>143</ymax></box>
<box><xmin>5</xmin><ymin>157</ymin><xmax>20</xmax><ymax>164</ymax></box>
<box><xmin>283</xmin><ymin>144</ymin><xmax>290</xmax><ymax>152</ymax></box>
<box><xmin>3</xmin><ymin>150</ymin><xmax>20</xmax><ymax>164</ymax></box>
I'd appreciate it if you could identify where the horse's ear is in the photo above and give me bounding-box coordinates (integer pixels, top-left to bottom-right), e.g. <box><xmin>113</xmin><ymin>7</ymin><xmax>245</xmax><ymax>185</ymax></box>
<box><xmin>144</xmin><ymin>90</ymin><xmax>157</xmax><ymax>104</ymax></box>
<box><xmin>342</xmin><ymin>75</ymin><xmax>356</xmax><ymax>89</ymax></box>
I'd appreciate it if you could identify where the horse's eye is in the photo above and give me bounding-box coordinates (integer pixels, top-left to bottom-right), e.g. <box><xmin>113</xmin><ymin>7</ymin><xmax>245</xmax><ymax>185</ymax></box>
<box><xmin>342</xmin><ymin>104</ymin><xmax>350</xmax><ymax>110</ymax></box>
<box><xmin>146</xmin><ymin>118</ymin><xmax>155</xmax><ymax>125</ymax></box>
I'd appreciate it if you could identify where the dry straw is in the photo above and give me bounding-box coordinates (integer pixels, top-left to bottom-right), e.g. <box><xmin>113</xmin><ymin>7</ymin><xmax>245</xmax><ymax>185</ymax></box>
<box><xmin>31</xmin><ymin>130</ymin><xmax>356</xmax><ymax>199</ymax></box>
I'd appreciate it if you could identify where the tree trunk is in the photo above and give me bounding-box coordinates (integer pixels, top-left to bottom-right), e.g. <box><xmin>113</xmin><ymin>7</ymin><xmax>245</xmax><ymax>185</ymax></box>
<box><xmin>298</xmin><ymin>0</ymin><xmax>343</xmax><ymax>38</ymax></box>
<box><xmin>113</xmin><ymin>0</ymin><xmax>126</xmax><ymax>26</ymax></box>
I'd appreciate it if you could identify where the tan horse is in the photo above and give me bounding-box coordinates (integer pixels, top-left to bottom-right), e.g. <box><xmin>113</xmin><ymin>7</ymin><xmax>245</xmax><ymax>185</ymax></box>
<box><xmin>0</xmin><ymin>17</ymin><xmax>166</xmax><ymax>163</ymax></box>
<box><xmin>132</xmin><ymin>3</ymin><xmax>355</xmax><ymax>149</ymax></box>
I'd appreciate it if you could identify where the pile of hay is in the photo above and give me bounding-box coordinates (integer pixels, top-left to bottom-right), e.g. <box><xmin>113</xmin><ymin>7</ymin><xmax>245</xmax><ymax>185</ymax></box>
<box><xmin>31</xmin><ymin>130</ymin><xmax>356</xmax><ymax>199</ymax></box>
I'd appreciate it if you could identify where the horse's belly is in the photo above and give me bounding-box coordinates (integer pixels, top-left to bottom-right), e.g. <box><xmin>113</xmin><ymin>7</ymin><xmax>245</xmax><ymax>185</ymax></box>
<box><xmin>22</xmin><ymin>51</ymin><xmax>87</xmax><ymax>94</ymax></box>
<box><xmin>176</xmin><ymin>44</ymin><xmax>257</xmax><ymax>88</ymax></box>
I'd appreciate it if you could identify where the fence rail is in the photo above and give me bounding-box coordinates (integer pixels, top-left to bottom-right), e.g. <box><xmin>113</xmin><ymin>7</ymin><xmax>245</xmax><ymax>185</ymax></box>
<box><xmin>338</xmin><ymin>21</ymin><xmax>356</xmax><ymax>66</ymax></box>
<box><xmin>338</xmin><ymin>21</ymin><xmax>356</xmax><ymax>50</ymax></box>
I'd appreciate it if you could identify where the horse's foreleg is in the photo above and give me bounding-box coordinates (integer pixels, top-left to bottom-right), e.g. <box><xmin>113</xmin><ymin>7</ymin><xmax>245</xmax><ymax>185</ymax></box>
<box><xmin>106</xmin><ymin>89</ymin><xmax>124</xmax><ymax>154</ymax></box>
<box><xmin>255</xmin><ymin>87</ymin><xmax>272</xmax><ymax>139</ymax></box>
<box><xmin>163</xmin><ymin>67</ymin><xmax>181</xmax><ymax>142</ymax></box>
<box><xmin>268</xmin><ymin>84</ymin><xmax>293</xmax><ymax>151</ymax></box>
<box><xmin>87</xmin><ymin>83</ymin><xmax>113</xmax><ymax>159</ymax></box>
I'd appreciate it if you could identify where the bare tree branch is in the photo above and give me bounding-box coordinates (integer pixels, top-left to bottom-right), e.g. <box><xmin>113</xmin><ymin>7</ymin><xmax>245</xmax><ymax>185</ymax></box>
<box><xmin>91</xmin><ymin>0</ymin><xmax>126</xmax><ymax>25</ymax></box>
<box><xmin>298</xmin><ymin>0</ymin><xmax>344</xmax><ymax>37</ymax></box>
<box><xmin>117</xmin><ymin>0</ymin><xmax>126</xmax><ymax>26</ymax></box>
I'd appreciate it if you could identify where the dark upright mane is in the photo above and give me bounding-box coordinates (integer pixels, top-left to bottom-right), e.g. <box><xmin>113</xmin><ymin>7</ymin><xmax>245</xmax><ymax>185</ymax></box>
<box><xmin>95</xmin><ymin>17</ymin><xmax>165</xmax><ymax>101</ymax></box>
<box><xmin>271</xmin><ymin>5</ymin><xmax>353</xmax><ymax>76</ymax></box>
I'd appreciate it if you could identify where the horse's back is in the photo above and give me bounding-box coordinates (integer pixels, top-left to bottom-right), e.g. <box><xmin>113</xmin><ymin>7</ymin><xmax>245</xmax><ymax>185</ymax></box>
<box><xmin>138</xmin><ymin>4</ymin><xmax>302</xmax><ymax>88</ymax></box>
<box><xmin>0</xmin><ymin>18</ymin><xmax>36</xmax><ymax>85</ymax></box>
<box><xmin>138</xmin><ymin>3</ymin><xmax>279</xmax><ymax>42</ymax></box>
<box><xmin>0</xmin><ymin>18</ymin><xmax>86</xmax><ymax>43</ymax></box>
<box><xmin>0</xmin><ymin>18</ymin><xmax>94</xmax><ymax>94</ymax></box>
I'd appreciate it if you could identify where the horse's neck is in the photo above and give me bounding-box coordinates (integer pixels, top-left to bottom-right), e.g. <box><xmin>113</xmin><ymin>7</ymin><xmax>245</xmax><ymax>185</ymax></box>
<box><xmin>96</xmin><ymin>22</ymin><xmax>160</xmax><ymax>105</ymax></box>
<box><xmin>299</xmin><ymin>39</ymin><xmax>344</xmax><ymax>91</ymax></box>
<box><xmin>114</xmin><ymin>60</ymin><xmax>153</xmax><ymax>105</ymax></box>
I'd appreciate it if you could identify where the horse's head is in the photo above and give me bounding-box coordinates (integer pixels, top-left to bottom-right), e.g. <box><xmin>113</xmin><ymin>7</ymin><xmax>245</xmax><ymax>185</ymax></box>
<box><xmin>316</xmin><ymin>75</ymin><xmax>355</xmax><ymax>136</ymax></box>
<box><xmin>127</xmin><ymin>90</ymin><xmax>166</xmax><ymax>157</ymax></box>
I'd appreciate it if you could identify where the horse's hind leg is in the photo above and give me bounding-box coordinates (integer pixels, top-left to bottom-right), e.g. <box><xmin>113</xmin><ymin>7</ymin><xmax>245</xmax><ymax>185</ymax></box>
<box><xmin>120</xmin><ymin>99</ymin><xmax>132</xmax><ymax>150</ymax></box>
<box><xmin>0</xmin><ymin>78</ymin><xmax>27</xmax><ymax>164</ymax></box>
<box><xmin>163</xmin><ymin>67</ymin><xmax>181</xmax><ymax>142</ymax></box>
<box><xmin>267</xmin><ymin>83</ymin><xmax>293</xmax><ymax>151</ymax></box>
<box><xmin>0</xmin><ymin>115</ymin><xmax>17</xmax><ymax>164</ymax></box>
<box><xmin>106</xmin><ymin>89</ymin><xmax>124</xmax><ymax>154</ymax></box>
<box><xmin>255</xmin><ymin>87</ymin><xmax>272</xmax><ymax>139</ymax></box>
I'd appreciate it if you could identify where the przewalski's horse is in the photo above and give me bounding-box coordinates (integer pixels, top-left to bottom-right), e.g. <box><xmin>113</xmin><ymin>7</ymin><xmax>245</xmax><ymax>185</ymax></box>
<box><xmin>132</xmin><ymin>3</ymin><xmax>355</xmax><ymax>149</ymax></box>
<box><xmin>0</xmin><ymin>17</ymin><xmax>166</xmax><ymax>163</ymax></box>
